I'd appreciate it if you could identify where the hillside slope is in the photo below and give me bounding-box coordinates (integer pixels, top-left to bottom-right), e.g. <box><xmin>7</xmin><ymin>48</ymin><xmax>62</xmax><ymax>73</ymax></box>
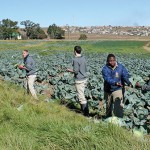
<box><xmin>0</xmin><ymin>80</ymin><xmax>149</xmax><ymax>150</ymax></box>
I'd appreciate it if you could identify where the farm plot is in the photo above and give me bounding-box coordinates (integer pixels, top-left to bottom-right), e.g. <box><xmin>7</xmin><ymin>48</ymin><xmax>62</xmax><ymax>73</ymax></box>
<box><xmin>0</xmin><ymin>50</ymin><xmax>149</xmax><ymax>136</ymax></box>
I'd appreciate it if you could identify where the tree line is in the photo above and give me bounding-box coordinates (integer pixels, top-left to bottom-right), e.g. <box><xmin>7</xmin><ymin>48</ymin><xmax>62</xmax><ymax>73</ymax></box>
<box><xmin>0</xmin><ymin>19</ymin><xmax>65</xmax><ymax>40</ymax></box>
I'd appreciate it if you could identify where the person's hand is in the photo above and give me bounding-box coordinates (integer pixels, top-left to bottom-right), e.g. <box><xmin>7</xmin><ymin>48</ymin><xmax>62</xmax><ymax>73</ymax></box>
<box><xmin>129</xmin><ymin>83</ymin><xmax>133</xmax><ymax>88</ymax></box>
<box><xmin>135</xmin><ymin>82</ymin><xmax>141</xmax><ymax>88</ymax></box>
<box><xmin>66</xmin><ymin>68</ymin><xmax>73</xmax><ymax>72</ymax></box>
<box><xmin>116</xmin><ymin>82</ymin><xmax>123</xmax><ymax>87</ymax></box>
<box><xmin>18</xmin><ymin>65</ymin><xmax>25</xmax><ymax>69</ymax></box>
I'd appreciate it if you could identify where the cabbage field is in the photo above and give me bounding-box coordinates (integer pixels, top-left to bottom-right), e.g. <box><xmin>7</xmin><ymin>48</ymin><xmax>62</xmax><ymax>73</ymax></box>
<box><xmin>0</xmin><ymin>51</ymin><xmax>149</xmax><ymax>135</ymax></box>
<box><xmin>0</xmin><ymin>40</ymin><xmax>149</xmax><ymax>136</ymax></box>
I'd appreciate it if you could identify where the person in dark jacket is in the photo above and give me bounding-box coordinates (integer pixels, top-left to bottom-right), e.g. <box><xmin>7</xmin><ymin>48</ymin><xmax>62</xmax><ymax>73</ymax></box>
<box><xmin>102</xmin><ymin>54</ymin><xmax>132</xmax><ymax>118</ymax></box>
<box><xmin>135</xmin><ymin>74</ymin><xmax>150</xmax><ymax>92</ymax></box>
<box><xmin>18</xmin><ymin>50</ymin><xmax>38</xmax><ymax>99</ymax></box>
<box><xmin>67</xmin><ymin>46</ymin><xmax>89</xmax><ymax>116</ymax></box>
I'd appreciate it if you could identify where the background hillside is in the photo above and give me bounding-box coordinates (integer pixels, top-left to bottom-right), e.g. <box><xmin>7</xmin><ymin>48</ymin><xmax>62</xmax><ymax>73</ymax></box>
<box><xmin>57</xmin><ymin>26</ymin><xmax>150</xmax><ymax>40</ymax></box>
<box><xmin>21</xmin><ymin>26</ymin><xmax>150</xmax><ymax>40</ymax></box>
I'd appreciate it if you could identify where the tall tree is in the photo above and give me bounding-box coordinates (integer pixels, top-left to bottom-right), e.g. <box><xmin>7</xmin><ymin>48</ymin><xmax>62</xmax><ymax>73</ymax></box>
<box><xmin>0</xmin><ymin>19</ymin><xmax>19</xmax><ymax>39</ymax></box>
<box><xmin>47</xmin><ymin>24</ymin><xmax>65</xmax><ymax>39</ymax></box>
<box><xmin>21</xmin><ymin>20</ymin><xmax>47</xmax><ymax>39</ymax></box>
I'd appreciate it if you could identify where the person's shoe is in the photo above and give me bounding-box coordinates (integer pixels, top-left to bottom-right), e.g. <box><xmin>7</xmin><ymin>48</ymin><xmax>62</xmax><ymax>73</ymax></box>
<box><xmin>81</xmin><ymin>103</ymin><xmax>89</xmax><ymax>117</ymax></box>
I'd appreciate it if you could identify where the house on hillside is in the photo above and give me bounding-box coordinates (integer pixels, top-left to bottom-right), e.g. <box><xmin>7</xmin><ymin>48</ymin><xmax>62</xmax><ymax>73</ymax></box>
<box><xmin>11</xmin><ymin>32</ymin><xmax>22</xmax><ymax>40</ymax></box>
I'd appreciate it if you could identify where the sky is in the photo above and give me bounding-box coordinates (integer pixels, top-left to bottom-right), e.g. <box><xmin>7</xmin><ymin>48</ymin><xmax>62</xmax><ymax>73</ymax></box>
<box><xmin>1</xmin><ymin>0</ymin><xmax>150</xmax><ymax>27</ymax></box>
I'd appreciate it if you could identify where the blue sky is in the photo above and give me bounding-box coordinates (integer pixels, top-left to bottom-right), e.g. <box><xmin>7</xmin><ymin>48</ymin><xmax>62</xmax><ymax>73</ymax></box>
<box><xmin>1</xmin><ymin>0</ymin><xmax>150</xmax><ymax>27</ymax></box>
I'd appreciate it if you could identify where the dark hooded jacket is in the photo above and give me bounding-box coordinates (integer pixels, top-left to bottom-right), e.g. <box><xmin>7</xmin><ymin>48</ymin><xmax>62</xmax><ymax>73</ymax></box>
<box><xmin>102</xmin><ymin>62</ymin><xmax>131</xmax><ymax>93</ymax></box>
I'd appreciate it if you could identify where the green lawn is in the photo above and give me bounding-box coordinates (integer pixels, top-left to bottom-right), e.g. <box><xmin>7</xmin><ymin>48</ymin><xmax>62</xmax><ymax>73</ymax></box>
<box><xmin>0</xmin><ymin>40</ymin><xmax>149</xmax><ymax>55</ymax></box>
<box><xmin>0</xmin><ymin>81</ymin><xmax>149</xmax><ymax>150</ymax></box>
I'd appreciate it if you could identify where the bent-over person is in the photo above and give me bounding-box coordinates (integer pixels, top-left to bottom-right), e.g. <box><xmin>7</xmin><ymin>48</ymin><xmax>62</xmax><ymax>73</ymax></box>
<box><xmin>135</xmin><ymin>74</ymin><xmax>150</xmax><ymax>92</ymax></box>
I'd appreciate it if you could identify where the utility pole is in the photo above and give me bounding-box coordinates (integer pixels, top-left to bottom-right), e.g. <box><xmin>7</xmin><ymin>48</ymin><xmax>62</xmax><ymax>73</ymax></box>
<box><xmin>0</xmin><ymin>21</ymin><xmax>2</xmax><ymax>39</ymax></box>
<box><xmin>66</xmin><ymin>24</ymin><xmax>70</xmax><ymax>39</ymax></box>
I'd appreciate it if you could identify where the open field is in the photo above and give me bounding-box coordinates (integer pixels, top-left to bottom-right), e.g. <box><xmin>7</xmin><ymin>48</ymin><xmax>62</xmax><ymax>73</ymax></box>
<box><xmin>0</xmin><ymin>40</ymin><xmax>150</xmax><ymax>55</ymax></box>
<box><xmin>0</xmin><ymin>40</ymin><xmax>149</xmax><ymax>149</ymax></box>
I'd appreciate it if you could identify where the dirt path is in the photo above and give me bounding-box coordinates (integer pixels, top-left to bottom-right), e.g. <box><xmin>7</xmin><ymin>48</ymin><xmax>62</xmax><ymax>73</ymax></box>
<box><xmin>143</xmin><ymin>42</ymin><xmax>150</xmax><ymax>52</ymax></box>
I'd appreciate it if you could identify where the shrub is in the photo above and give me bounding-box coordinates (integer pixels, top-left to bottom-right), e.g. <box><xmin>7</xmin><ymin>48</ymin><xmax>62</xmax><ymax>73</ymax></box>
<box><xmin>79</xmin><ymin>34</ymin><xmax>87</xmax><ymax>40</ymax></box>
